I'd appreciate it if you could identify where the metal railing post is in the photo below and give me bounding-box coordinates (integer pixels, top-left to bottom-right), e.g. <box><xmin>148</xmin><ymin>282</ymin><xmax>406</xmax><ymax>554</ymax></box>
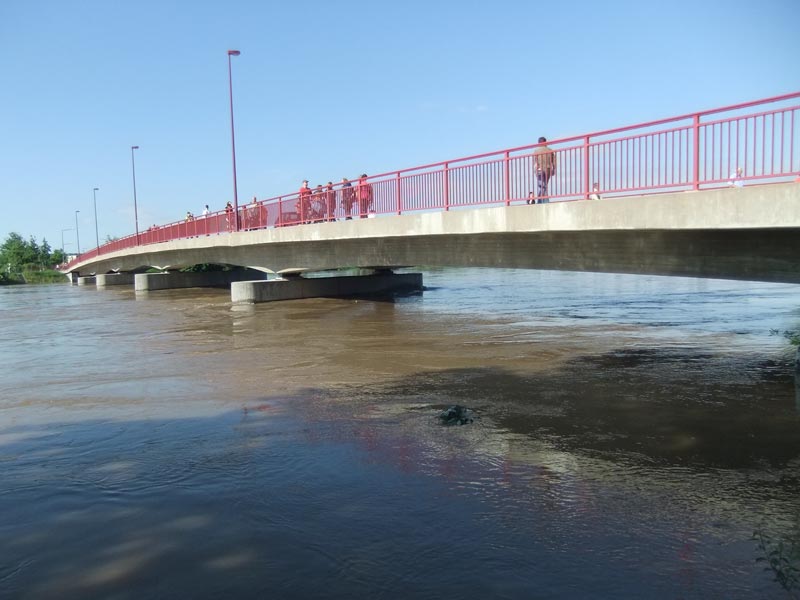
<box><xmin>504</xmin><ymin>151</ymin><xmax>510</xmax><ymax>205</ymax></box>
<box><xmin>692</xmin><ymin>114</ymin><xmax>701</xmax><ymax>190</ymax></box>
<box><xmin>583</xmin><ymin>136</ymin><xmax>590</xmax><ymax>199</ymax></box>
<box><xmin>444</xmin><ymin>163</ymin><xmax>450</xmax><ymax>211</ymax></box>
<box><xmin>396</xmin><ymin>173</ymin><xmax>402</xmax><ymax>215</ymax></box>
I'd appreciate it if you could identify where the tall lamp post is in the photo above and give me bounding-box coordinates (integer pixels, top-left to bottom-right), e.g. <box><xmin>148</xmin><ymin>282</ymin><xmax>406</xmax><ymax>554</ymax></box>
<box><xmin>131</xmin><ymin>146</ymin><xmax>140</xmax><ymax>245</ymax></box>
<box><xmin>227</xmin><ymin>49</ymin><xmax>241</xmax><ymax>232</ymax></box>
<box><xmin>92</xmin><ymin>187</ymin><xmax>100</xmax><ymax>250</ymax></box>
<box><xmin>74</xmin><ymin>210</ymin><xmax>81</xmax><ymax>256</ymax></box>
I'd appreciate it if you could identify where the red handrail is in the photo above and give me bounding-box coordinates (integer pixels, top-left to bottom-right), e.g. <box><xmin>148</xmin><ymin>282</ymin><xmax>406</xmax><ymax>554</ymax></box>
<box><xmin>64</xmin><ymin>92</ymin><xmax>800</xmax><ymax>271</ymax></box>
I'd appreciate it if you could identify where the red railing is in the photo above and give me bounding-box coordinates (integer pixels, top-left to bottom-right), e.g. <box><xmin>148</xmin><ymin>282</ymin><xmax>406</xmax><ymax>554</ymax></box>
<box><xmin>65</xmin><ymin>92</ymin><xmax>800</xmax><ymax>270</ymax></box>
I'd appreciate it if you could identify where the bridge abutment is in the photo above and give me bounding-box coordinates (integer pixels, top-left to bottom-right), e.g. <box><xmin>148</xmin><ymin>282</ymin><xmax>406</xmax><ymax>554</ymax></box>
<box><xmin>135</xmin><ymin>269</ymin><xmax>267</xmax><ymax>292</ymax></box>
<box><xmin>231</xmin><ymin>272</ymin><xmax>423</xmax><ymax>304</ymax></box>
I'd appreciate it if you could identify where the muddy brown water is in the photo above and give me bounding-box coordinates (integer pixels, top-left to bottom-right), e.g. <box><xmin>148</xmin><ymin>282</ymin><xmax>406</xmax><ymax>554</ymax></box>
<box><xmin>1</xmin><ymin>268</ymin><xmax>799</xmax><ymax>599</ymax></box>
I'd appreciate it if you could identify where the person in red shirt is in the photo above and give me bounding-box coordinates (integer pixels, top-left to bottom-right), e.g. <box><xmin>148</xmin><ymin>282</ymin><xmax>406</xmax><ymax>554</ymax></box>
<box><xmin>341</xmin><ymin>177</ymin><xmax>355</xmax><ymax>220</ymax></box>
<box><xmin>324</xmin><ymin>182</ymin><xmax>336</xmax><ymax>222</ymax></box>
<box><xmin>312</xmin><ymin>185</ymin><xmax>324</xmax><ymax>222</ymax></box>
<box><xmin>297</xmin><ymin>180</ymin><xmax>311</xmax><ymax>224</ymax></box>
<box><xmin>356</xmin><ymin>174</ymin><xmax>373</xmax><ymax>218</ymax></box>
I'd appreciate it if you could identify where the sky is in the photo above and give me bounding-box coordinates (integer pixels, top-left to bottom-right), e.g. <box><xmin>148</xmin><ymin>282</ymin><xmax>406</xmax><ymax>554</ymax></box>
<box><xmin>1</xmin><ymin>0</ymin><xmax>798</xmax><ymax>253</ymax></box>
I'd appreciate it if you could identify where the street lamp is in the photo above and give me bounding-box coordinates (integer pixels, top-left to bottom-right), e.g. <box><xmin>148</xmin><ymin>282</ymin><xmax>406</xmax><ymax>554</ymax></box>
<box><xmin>227</xmin><ymin>49</ymin><xmax>241</xmax><ymax>231</ymax></box>
<box><xmin>131</xmin><ymin>145</ymin><xmax>140</xmax><ymax>245</ymax></box>
<box><xmin>93</xmin><ymin>187</ymin><xmax>100</xmax><ymax>249</ymax></box>
<box><xmin>74</xmin><ymin>210</ymin><xmax>81</xmax><ymax>256</ymax></box>
<box><xmin>61</xmin><ymin>228</ymin><xmax>72</xmax><ymax>257</ymax></box>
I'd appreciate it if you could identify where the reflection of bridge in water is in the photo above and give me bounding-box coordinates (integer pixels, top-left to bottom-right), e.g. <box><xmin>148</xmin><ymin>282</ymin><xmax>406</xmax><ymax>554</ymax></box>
<box><xmin>64</xmin><ymin>93</ymin><xmax>800</xmax><ymax>301</ymax></box>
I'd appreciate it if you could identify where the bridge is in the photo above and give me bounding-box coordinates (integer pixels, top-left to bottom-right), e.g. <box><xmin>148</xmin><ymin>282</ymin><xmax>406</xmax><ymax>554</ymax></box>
<box><xmin>63</xmin><ymin>93</ymin><xmax>800</xmax><ymax>301</ymax></box>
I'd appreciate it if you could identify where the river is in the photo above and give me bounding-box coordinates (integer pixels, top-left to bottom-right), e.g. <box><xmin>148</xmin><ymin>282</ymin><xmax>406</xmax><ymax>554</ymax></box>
<box><xmin>1</xmin><ymin>268</ymin><xmax>799</xmax><ymax>599</ymax></box>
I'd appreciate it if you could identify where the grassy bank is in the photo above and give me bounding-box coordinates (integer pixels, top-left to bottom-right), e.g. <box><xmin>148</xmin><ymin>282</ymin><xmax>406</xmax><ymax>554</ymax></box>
<box><xmin>1</xmin><ymin>270</ymin><xmax>68</xmax><ymax>285</ymax></box>
<box><xmin>0</xmin><ymin>274</ymin><xmax>25</xmax><ymax>285</ymax></box>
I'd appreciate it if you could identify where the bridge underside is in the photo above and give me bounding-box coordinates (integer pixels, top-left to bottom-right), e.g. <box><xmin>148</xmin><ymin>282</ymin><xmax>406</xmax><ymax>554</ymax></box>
<box><xmin>70</xmin><ymin>228</ymin><xmax>800</xmax><ymax>284</ymax></box>
<box><xmin>67</xmin><ymin>185</ymin><xmax>800</xmax><ymax>284</ymax></box>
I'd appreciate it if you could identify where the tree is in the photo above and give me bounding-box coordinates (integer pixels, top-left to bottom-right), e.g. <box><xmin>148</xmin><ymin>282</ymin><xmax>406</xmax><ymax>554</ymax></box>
<box><xmin>0</xmin><ymin>233</ymin><xmax>29</xmax><ymax>271</ymax></box>
<box><xmin>51</xmin><ymin>248</ymin><xmax>66</xmax><ymax>265</ymax></box>
<box><xmin>0</xmin><ymin>232</ymin><xmax>59</xmax><ymax>272</ymax></box>
<box><xmin>40</xmin><ymin>239</ymin><xmax>52</xmax><ymax>266</ymax></box>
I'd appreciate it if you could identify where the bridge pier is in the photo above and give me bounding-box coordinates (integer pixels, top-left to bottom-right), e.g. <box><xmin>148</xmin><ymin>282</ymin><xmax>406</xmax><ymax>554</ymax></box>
<box><xmin>231</xmin><ymin>272</ymin><xmax>423</xmax><ymax>304</ymax></box>
<box><xmin>97</xmin><ymin>273</ymin><xmax>135</xmax><ymax>287</ymax></box>
<box><xmin>77</xmin><ymin>276</ymin><xmax>96</xmax><ymax>286</ymax></box>
<box><xmin>135</xmin><ymin>269</ymin><xmax>267</xmax><ymax>292</ymax></box>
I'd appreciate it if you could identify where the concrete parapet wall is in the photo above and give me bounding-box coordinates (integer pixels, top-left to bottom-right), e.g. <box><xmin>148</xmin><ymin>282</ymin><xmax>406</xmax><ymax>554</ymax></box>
<box><xmin>135</xmin><ymin>269</ymin><xmax>267</xmax><ymax>292</ymax></box>
<box><xmin>232</xmin><ymin>272</ymin><xmax>423</xmax><ymax>304</ymax></box>
<box><xmin>96</xmin><ymin>273</ymin><xmax>135</xmax><ymax>287</ymax></box>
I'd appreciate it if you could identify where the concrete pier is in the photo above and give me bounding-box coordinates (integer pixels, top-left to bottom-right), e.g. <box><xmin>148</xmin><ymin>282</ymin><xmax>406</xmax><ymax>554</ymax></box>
<box><xmin>96</xmin><ymin>273</ymin><xmax>135</xmax><ymax>287</ymax></box>
<box><xmin>231</xmin><ymin>272</ymin><xmax>423</xmax><ymax>304</ymax></box>
<box><xmin>77</xmin><ymin>276</ymin><xmax>97</xmax><ymax>286</ymax></box>
<box><xmin>135</xmin><ymin>269</ymin><xmax>267</xmax><ymax>292</ymax></box>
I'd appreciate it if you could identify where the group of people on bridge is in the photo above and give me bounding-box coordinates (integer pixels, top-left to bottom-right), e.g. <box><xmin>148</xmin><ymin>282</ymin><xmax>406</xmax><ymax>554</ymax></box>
<box><xmin>177</xmin><ymin>172</ymin><xmax>375</xmax><ymax>232</ymax></box>
<box><xmin>296</xmin><ymin>174</ymin><xmax>373</xmax><ymax>223</ymax></box>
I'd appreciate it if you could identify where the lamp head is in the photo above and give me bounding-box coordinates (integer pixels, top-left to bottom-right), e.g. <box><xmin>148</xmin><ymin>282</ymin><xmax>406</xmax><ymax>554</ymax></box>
<box><xmin>228</xmin><ymin>50</ymin><xmax>241</xmax><ymax>56</ymax></box>
<box><xmin>132</xmin><ymin>145</ymin><xmax>139</xmax><ymax>150</ymax></box>
<box><xmin>93</xmin><ymin>187</ymin><xmax>99</xmax><ymax>191</ymax></box>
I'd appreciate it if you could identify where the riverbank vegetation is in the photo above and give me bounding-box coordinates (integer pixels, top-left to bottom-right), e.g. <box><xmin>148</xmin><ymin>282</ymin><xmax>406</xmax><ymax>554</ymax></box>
<box><xmin>1</xmin><ymin>232</ymin><xmax>66</xmax><ymax>285</ymax></box>
<box><xmin>753</xmin><ymin>525</ymin><xmax>800</xmax><ymax>597</ymax></box>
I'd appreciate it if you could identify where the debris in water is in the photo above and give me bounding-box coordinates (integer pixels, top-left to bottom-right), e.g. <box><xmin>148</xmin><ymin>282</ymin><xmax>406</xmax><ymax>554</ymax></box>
<box><xmin>438</xmin><ymin>405</ymin><xmax>474</xmax><ymax>425</ymax></box>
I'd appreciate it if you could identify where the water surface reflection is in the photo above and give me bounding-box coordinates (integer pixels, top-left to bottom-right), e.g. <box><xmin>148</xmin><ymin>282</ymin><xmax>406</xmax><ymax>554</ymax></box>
<box><xmin>1</xmin><ymin>269</ymin><xmax>799</xmax><ymax>599</ymax></box>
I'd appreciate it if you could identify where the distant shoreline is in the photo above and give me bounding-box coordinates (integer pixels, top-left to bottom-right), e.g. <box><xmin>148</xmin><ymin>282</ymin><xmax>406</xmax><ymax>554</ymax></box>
<box><xmin>1</xmin><ymin>270</ymin><xmax>67</xmax><ymax>285</ymax></box>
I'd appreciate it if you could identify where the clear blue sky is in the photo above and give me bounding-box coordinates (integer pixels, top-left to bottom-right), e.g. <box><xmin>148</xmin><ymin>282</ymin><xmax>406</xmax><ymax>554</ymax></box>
<box><xmin>1</xmin><ymin>0</ymin><xmax>798</xmax><ymax>252</ymax></box>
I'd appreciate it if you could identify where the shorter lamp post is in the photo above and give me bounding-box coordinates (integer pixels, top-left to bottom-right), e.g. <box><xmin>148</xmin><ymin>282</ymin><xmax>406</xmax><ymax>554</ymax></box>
<box><xmin>61</xmin><ymin>228</ymin><xmax>72</xmax><ymax>258</ymax></box>
<box><xmin>93</xmin><ymin>187</ymin><xmax>100</xmax><ymax>249</ymax></box>
<box><xmin>131</xmin><ymin>145</ymin><xmax>140</xmax><ymax>245</ymax></box>
<box><xmin>74</xmin><ymin>210</ymin><xmax>81</xmax><ymax>256</ymax></box>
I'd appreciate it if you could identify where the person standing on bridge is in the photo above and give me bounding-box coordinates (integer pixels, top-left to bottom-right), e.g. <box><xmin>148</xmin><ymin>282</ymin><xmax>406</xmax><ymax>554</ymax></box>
<box><xmin>357</xmin><ymin>174</ymin><xmax>374</xmax><ymax>218</ymax></box>
<box><xmin>248</xmin><ymin>197</ymin><xmax>260</xmax><ymax>230</ymax></box>
<box><xmin>341</xmin><ymin>177</ymin><xmax>355</xmax><ymax>220</ymax></box>
<box><xmin>325</xmin><ymin>182</ymin><xmax>336</xmax><ymax>222</ymax></box>
<box><xmin>225</xmin><ymin>201</ymin><xmax>234</xmax><ymax>231</ymax></box>
<box><xmin>297</xmin><ymin>180</ymin><xmax>311</xmax><ymax>224</ymax></box>
<box><xmin>313</xmin><ymin>185</ymin><xmax>325</xmax><ymax>223</ymax></box>
<box><xmin>533</xmin><ymin>136</ymin><xmax>556</xmax><ymax>203</ymax></box>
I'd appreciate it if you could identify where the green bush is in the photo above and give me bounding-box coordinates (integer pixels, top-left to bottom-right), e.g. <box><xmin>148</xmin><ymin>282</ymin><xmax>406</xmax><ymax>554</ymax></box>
<box><xmin>22</xmin><ymin>270</ymin><xmax>69</xmax><ymax>284</ymax></box>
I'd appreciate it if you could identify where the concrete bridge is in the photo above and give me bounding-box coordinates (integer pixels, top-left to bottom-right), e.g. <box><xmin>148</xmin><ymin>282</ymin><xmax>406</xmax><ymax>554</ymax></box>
<box><xmin>63</xmin><ymin>92</ymin><xmax>800</xmax><ymax>302</ymax></box>
<box><xmin>68</xmin><ymin>183</ymin><xmax>800</xmax><ymax>297</ymax></box>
